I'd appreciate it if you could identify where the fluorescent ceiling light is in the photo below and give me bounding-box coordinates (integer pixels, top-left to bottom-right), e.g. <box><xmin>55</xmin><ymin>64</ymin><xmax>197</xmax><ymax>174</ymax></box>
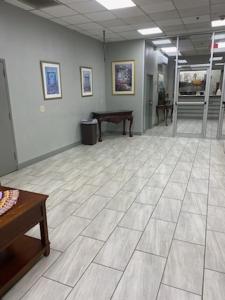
<box><xmin>211</xmin><ymin>19</ymin><xmax>225</xmax><ymax>27</ymax></box>
<box><xmin>218</xmin><ymin>42</ymin><xmax>225</xmax><ymax>48</ymax></box>
<box><xmin>214</xmin><ymin>33</ymin><xmax>225</xmax><ymax>40</ymax></box>
<box><xmin>152</xmin><ymin>39</ymin><xmax>171</xmax><ymax>45</ymax></box>
<box><xmin>178</xmin><ymin>59</ymin><xmax>187</xmax><ymax>64</ymax></box>
<box><xmin>212</xmin><ymin>56</ymin><xmax>223</xmax><ymax>61</ymax></box>
<box><xmin>161</xmin><ymin>47</ymin><xmax>181</xmax><ymax>56</ymax></box>
<box><xmin>95</xmin><ymin>0</ymin><xmax>136</xmax><ymax>10</ymax></box>
<box><xmin>161</xmin><ymin>47</ymin><xmax>177</xmax><ymax>53</ymax></box>
<box><xmin>215</xmin><ymin>63</ymin><xmax>224</xmax><ymax>66</ymax></box>
<box><xmin>138</xmin><ymin>27</ymin><xmax>162</xmax><ymax>35</ymax></box>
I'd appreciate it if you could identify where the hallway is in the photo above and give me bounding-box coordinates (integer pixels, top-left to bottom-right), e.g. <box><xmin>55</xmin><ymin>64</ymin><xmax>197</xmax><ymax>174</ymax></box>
<box><xmin>1</xmin><ymin>134</ymin><xmax>225</xmax><ymax>300</ymax></box>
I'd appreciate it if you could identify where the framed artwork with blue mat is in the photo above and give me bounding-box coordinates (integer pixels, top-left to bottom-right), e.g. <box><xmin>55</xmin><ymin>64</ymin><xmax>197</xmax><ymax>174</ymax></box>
<box><xmin>40</xmin><ymin>61</ymin><xmax>62</xmax><ymax>100</ymax></box>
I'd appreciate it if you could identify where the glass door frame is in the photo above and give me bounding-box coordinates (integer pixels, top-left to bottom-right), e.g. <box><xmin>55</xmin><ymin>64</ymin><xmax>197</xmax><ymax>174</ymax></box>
<box><xmin>172</xmin><ymin>35</ymin><xmax>214</xmax><ymax>138</ymax></box>
<box><xmin>172</xmin><ymin>66</ymin><xmax>211</xmax><ymax>138</ymax></box>
<box><xmin>217</xmin><ymin>63</ymin><xmax>225</xmax><ymax>139</ymax></box>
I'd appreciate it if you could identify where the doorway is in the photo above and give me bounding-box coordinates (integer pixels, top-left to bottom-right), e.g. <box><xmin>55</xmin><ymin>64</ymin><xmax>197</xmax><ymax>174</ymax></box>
<box><xmin>144</xmin><ymin>74</ymin><xmax>153</xmax><ymax>131</ymax></box>
<box><xmin>0</xmin><ymin>59</ymin><xmax>18</xmax><ymax>177</ymax></box>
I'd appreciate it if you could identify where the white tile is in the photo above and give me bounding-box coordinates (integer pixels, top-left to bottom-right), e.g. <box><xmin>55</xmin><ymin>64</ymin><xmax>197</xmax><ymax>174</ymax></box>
<box><xmin>106</xmin><ymin>190</ymin><xmax>137</xmax><ymax>212</ymax></box>
<box><xmin>182</xmin><ymin>192</ymin><xmax>207</xmax><ymax>215</ymax></box>
<box><xmin>66</xmin><ymin>263</ymin><xmax>122</xmax><ymax>300</ymax></box>
<box><xmin>50</xmin><ymin>216</ymin><xmax>90</xmax><ymax>251</ymax></box>
<box><xmin>95</xmin><ymin>180</ymin><xmax>123</xmax><ymax>198</ymax></box>
<box><xmin>95</xmin><ymin>227</ymin><xmax>141</xmax><ymax>271</ymax></box>
<box><xmin>187</xmin><ymin>178</ymin><xmax>208</xmax><ymax>195</ymax></box>
<box><xmin>158</xmin><ymin>284</ymin><xmax>201</xmax><ymax>300</ymax></box>
<box><xmin>47</xmin><ymin>202</ymin><xmax>80</xmax><ymax>228</ymax></box>
<box><xmin>203</xmin><ymin>269</ymin><xmax>225</xmax><ymax>300</ymax></box>
<box><xmin>153</xmin><ymin>197</ymin><xmax>181</xmax><ymax>222</ymax></box>
<box><xmin>75</xmin><ymin>195</ymin><xmax>110</xmax><ymax>219</ymax></box>
<box><xmin>45</xmin><ymin>236</ymin><xmax>103</xmax><ymax>286</ymax></box>
<box><xmin>163</xmin><ymin>240</ymin><xmax>204</xmax><ymax>294</ymax></box>
<box><xmin>112</xmin><ymin>251</ymin><xmax>165</xmax><ymax>300</ymax></box>
<box><xmin>137</xmin><ymin>218</ymin><xmax>175</xmax><ymax>257</ymax></box>
<box><xmin>135</xmin><ymin>186</ymin><xmax>163</xmax><ymax>205</ymax></box>
<box><xmin>21</xmin><ymin>277</ymin><xmax>71</xmax><ymax>300</ymax></box>
<box><xmin>120</xmin><ymin>203</ymin><xmax>154</xmax><ymax>231</ymax></box>
<box><xmin>206</xmin><ymin>230</ymin><xmax>225</xmax><ymax>272</ymax></box>
<box><xmin>82</xmin><ymin>209</ymin><xmax>124</xmax><ymax>241</ymax></box>
<box><xmin>175</xmin><ymin>212</ymin><xmax>206</xmax><ymax>245</ymax></box>
<box><xmin>207</xmin><ymin>205</ymin><xmax>225</xmax><ymax>232</ymax></box>
<box><xmin>163</xmin><ymin>182</ymin><xmax>187</xmax><ymax>200</ymax></box>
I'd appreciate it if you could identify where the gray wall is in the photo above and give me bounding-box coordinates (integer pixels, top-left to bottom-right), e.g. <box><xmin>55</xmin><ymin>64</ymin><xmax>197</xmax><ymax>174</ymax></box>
<box><xmin>105</xmin><ymin>40</ymin><xmax>145</xmax><ymax>134</ymax></box>
<box><xmin>0</xmin><ymin>2</ymin><xmax>106</xmax><ymax>165</ymax></box>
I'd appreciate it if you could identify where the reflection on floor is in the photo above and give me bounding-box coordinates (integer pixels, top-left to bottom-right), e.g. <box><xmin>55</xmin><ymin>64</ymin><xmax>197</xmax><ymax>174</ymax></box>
<box><xmin>1</xmin><ymin>134</ymin><xmax>225</xmax><ymax>300</ymax></box>
<box><xmin>145</xmin><ymin>119</ymin><xmax>225</xmax><ymax>139</ymax></box>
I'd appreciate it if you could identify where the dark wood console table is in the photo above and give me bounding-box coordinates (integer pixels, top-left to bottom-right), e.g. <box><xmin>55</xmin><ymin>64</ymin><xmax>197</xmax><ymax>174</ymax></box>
<box><xmin>0</xmin><ymin>186</ymin><xmax>50</xmax><ymax>297</ymax></box>
<box><xmin>92</xmin><ymin>111</ymin><xmax>133</xmax><ymax>142</ymax></box>
<box><xmin>156</xmin><ymin>103</ymin><xmax>173</xmax><ymax>126</ymax></box>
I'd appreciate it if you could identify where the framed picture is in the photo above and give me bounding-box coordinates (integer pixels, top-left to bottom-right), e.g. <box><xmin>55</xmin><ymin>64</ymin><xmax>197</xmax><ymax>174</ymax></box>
<box><xmin>80</xmin><ymin>67</ymin><xmax>93</xmax><ymax>97</ymax></box>
<box><xmin>40</xmin><ymin>61</ymin><xmax>62</xmax><ymax>100</ymax></box>
<box><xmin>112</xmin><ymin>60</ymin><xmax>135</xmax><ymax>95</ymax></box>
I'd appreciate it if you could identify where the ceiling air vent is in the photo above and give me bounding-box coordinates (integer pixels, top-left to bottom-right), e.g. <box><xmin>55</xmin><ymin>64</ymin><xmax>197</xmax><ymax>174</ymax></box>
<box><xmin>18</xmin><ymin>0</ymin><xmax>60</xmax><ymax>9</ymax></box>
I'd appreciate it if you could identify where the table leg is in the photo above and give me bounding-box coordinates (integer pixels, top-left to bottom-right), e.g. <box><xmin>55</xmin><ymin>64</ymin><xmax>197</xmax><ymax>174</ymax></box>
<box><xmin>165</xmin><ymin>108</ymin><xmax>169</xmax><ymax>126</ymax></box>
<box><xmin>40</xmin><ymin>202</ymin><xmax>50</xmax><ymax>256</ymax></box>
<box><xmin>123</xmin><ymin>120</ymin><xmax>126</xmax><ymax>135</ymax></box>
<box><xmin>156</xmin><ymin>107</ymin><xmax>159</xmax><ymax>125</ymax></box>
<box><xmin>97</xmin><ymin>120</ymin><xmax>102</xmax><ymax>142</ymax></box>
<box><xmin>129</xmin><ymin>117</ymin><xmax>133</xmax><ymax>137</ymax></box>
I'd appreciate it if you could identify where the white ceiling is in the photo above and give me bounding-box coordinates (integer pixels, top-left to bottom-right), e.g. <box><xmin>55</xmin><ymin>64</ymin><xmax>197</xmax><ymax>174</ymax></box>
<box><xmin>4</xmin><ymin>0</ymin><xmax>225</xmax><ymax>56</ymax></box>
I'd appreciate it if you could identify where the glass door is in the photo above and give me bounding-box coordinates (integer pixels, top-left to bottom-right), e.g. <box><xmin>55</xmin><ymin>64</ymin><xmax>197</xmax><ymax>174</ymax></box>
<box><xmin>212</xmin><ymin>31</ymin><xmax>225</xmax><ymax>139</ymax></box>
<box><xmin>173</xmin><ymin>34</ymin><xmax>212</xmax><ymax>138</ymax></box>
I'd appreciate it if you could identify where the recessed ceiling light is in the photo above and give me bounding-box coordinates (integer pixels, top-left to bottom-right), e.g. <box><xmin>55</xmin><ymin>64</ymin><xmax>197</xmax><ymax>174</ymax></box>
<box><xmin>152</xmin><ymin>39</ymin><xmax>171</xmax><ymax>45</ymax></box>
<box><xmin>95</xmin><ymin>0</ymin><xmax>136</xmax><ymax>10</ymax></box>
<box><xmin>137</xmin><ymin>27</ymin><xmax>162</xmax><ymax>35</ymax></box>
<box><xmin>211</xmin><ymin>19</ymin><xmax>225</xmax><ymax>27</ymax></box>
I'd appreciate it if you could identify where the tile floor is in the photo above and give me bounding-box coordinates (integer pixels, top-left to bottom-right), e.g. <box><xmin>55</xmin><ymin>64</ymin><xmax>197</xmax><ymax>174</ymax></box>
<box><xmin>1</xmin><ymin>133</ymin><xmax>225</xmax><ymax>300</ymax></box>
<box><xmin>145</xmin><ymin>118</ymin><xmax>225</xmax><ymax>139</ymax></box>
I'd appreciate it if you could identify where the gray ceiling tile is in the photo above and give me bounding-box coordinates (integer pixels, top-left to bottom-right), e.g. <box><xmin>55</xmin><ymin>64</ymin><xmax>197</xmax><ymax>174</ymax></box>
<box><xmin>66</xmin><ymin>0</ymin><xmax>106</xmax><ymax>13</ymax></box>
<box><xmin>179</xmin><ymin>6</ymin><xmax>210</xmax><ymax>17</ymax></box>
<box><xmin>173</xmin><ymin>0</ymin><xmax>209</xmax><ymax>9</ymax></box>
<box><xmin>148</xmin><ymin>10</ymin><xmax>180</xmax><ymax>21</ymax></box>
<box><xmin>112</xmin><ymin>7</ymin><xmax>145</xmax><ymax>18</ymax></box>
<box><xmin>85</xmin><ymin>11</ymin><xmax>116</xmax><ymax>22</ymax></box>
<box><xmin>156</xmin><ymin>19</ymin><xmax>183</xmax><ymax>26</ymax></box>
<box><xmin>98</xmin><ymin>19</ymin><xmax>126</xmax><ymax>27</ymax></box>
<box><xmin>31</xmin><ymin>10</ymin><xmax>54</xmax><ymax>19</ymax></box>
<box><xmin>182</xmin><ymin>15</ymin><xmax>210</xmax><ymax>25</ymax></box>
<box><xmin>4</xmin><ymin>0</ymin><xmax>33</xmax><ymax>10</ymax></box>
<box><xmin>61</xmin><ymin>14</ymin><xmax>91</xmax><ymax>25</ymax></box>
<box><xmin>42</xmin><ymin>5</ymin><xmax>76</xmax><ymax>17</ymax></box>
<box><xmin>141</xmin><ymin>2</ymin><xmax>175</xmax><ymax>13</ymax></box>
<box><xmin>123</xmin><ymin>15</ymin><xmax>153</xmax><ymax>25</ymax></box>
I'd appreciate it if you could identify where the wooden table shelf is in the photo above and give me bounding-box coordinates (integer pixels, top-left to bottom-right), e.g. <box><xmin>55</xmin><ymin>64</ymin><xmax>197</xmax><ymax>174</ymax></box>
<box><xmin>0</xmin><ymin>187</ymin><xmax>50</xmax><ymax>298</ymax></box>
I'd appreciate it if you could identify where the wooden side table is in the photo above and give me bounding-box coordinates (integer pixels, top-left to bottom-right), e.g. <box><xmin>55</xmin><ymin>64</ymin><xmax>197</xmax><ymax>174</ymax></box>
<box><xmin>0</xmin><ymin>186</ymin><xmax>50</xmax><ymax>297</ymax></box>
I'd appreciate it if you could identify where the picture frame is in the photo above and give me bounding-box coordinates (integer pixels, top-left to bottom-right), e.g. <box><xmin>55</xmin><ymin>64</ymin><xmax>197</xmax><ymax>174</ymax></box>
<box><xmin>112</xmin><ymin>60</ymin><xmax>135</xmax><ymax>95</ymax></box>
<box><xmin>40</xmin><ymin>61</ymin><xmax>62</xmax><ymax>100</ymax></box>
<box><xmin>80</xmin><ymin>67</ymin><xmax>93</xmax><ymax>97</ymax></box>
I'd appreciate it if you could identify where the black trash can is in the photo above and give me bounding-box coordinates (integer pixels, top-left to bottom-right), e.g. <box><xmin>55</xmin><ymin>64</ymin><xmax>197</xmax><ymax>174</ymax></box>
<box><xmin>81</xmin><ymin>120</ymin><xmax>97</xmax><ymax>145</ymax></box>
